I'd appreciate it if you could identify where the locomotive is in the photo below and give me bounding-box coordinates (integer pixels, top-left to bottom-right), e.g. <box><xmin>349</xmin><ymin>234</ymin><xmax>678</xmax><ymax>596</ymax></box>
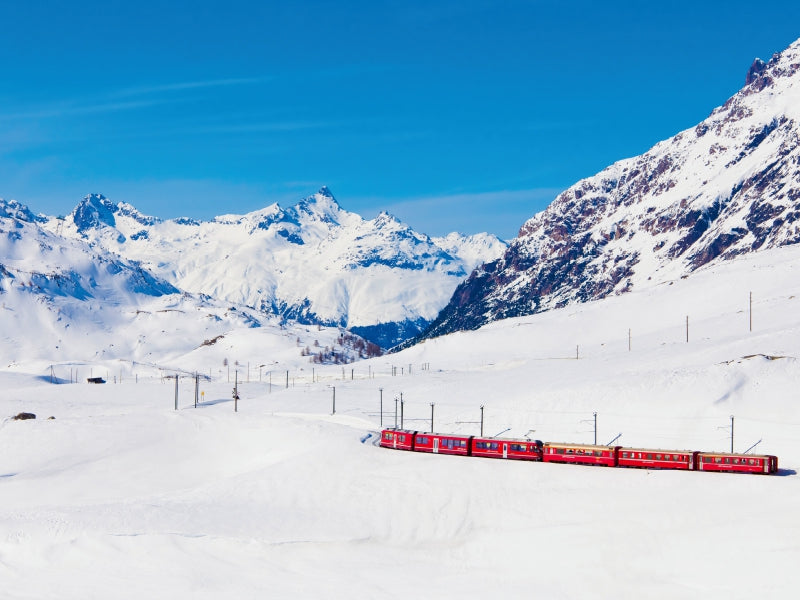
<box><xmin>380</xmin><ymin>429</ymin><xmax>779</xmax><ymax>474</ymax></box>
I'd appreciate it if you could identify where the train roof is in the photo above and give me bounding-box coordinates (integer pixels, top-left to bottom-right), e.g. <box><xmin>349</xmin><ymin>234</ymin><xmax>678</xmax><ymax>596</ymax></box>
<box><xmin>696</xmin><ymin>451</ymin><xmax>776</xmax><ymax>459</ymax></box>
<box><xmin>543</xmin><ymin>442</ymin><xmax>619</xmax><ymax>451</ymax></box>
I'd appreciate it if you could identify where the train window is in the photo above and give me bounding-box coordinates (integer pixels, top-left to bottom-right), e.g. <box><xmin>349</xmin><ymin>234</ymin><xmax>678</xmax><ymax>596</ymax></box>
<box><xmin>656</xmin><ymin>454</ymin><xmax>662</xmax><ymax>460</ymax></box>
<box><xmin>622</xmin><ymin>452</ymin><xmax>628</xmax><ymax>458</ymax></box>
<box><xmin>647</xmin><ymin>454</ymin><xmax>653</xmax><ymax>460</ymax></box>
<box><xmin>749</xmin><ymin>459</ymin><xmax>755</xmax><ymax>465</ymax></box>
<box><xmin>399</xmin><ymin>435</ymin><xmax>406</xmax><ymax>442</ymax></box>
<box><xmin>557</xmin><ymin>448</ymin><xmax>565</xmax><ymax>455</ymax></box>
<box><xmin>714</xmin><ymin>457</ymin><xmax>721</xmax><ymax>463</ymax></box>
<box><xmin>724</xmin><ymin>458</ymin><xmax>731</xmax><ymax>464</ymax></box>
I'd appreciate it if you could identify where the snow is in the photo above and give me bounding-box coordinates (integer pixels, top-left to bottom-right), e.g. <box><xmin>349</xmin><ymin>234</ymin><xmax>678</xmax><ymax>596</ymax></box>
<box><xmin>2</xmin><ymin>243</ymin><xmax>800</xmax><ymax>598</ymax></box>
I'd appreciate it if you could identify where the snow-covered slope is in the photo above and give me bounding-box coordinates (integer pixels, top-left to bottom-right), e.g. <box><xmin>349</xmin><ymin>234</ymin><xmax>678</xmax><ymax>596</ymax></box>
<box><xmin>52</xmin><ymin>188</ymin><xmax>506</xmax><ymax>348</ymax></box>
<box><xmin>2</xmin><ymin>242</ymin><xmax>800</xmax><ymax>599</ymax></box>
<box><xmin>420</xmin><ymin>37</ymin><xmax>800</xmax><ymax>340</ymax></box>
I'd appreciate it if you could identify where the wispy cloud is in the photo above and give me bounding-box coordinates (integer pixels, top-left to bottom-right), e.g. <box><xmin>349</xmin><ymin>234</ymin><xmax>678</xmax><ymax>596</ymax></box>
<box><xmin>191</xmin><ymin>120</ymin><xmax>337</xmax><ymax>135</ymax></box>
<box><xmin>0</xmin><ymin>77</ymin><xmax>264</xmax><ymax>122</ymax></box>
<box><xmin>0</xmin><ymin>99</ymin><xmax>176</xmax><ymax>121</ymax></box>
<box><xmin>112</xmin><ymin>77</ymin><xmax>265</xmax><ymax>98</ymax></box>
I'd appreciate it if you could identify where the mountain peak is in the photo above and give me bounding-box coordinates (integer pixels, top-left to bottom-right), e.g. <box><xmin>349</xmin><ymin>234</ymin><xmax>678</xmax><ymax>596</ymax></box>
<box><xmin>0</xmin><ymin>198</ymin><xmax>41</xmax><ymax>223</ymax></box>
<box><xmin>72</xmin><ymin>193</ymin><xmax>117</xmax><ymax>233</ymax></box>
<box><xmin>745</xmin><ymin>58</ymin><xmax>767</xmax><ymax>86</ymax></box>
<box><xmin>317</xmin><ymin>186</ymin><xmax>335</xmax><ymax>199</ymax></box>
<box><xmin>293</xmin><ymin>187</ymin><xmax>346</xmax><ymax>226</ymax></box>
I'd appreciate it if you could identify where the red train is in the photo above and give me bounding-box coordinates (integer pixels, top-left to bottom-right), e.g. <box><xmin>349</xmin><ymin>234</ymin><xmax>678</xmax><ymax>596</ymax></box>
<box><xmin>379</xmin><ymin>429</ymin><xmax>779</xmax><ymax>475</ymax></box>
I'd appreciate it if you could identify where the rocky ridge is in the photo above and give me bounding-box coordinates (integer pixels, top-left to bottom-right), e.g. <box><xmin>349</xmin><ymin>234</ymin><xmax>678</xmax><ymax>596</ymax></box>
<box><xmin>416</xmin><ymin>38</ymin><xmax>800</xmax><ymax>341</ymax></box>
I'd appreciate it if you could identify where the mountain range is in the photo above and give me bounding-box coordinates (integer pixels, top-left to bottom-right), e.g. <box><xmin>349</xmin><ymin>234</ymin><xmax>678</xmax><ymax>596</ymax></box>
<box><xmin>1</xmin><ymin>188</ymin><xmax>506</xmax><ymax>358</ymax></box>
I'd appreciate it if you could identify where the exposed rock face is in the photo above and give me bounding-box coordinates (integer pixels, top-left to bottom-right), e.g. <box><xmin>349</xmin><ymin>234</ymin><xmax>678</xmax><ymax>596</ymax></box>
<box><xmin>416</xmin><ymin>38</ymin><xmax>800</xmax><ymax>342</ymax></box>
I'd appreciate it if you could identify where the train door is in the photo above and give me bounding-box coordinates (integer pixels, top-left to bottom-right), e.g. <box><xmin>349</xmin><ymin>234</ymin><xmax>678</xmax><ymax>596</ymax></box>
<box><xmin>392</xmin><ymin>432</ymin><xmax>397</xmax><ymax>449</ymax></box>
<box><xmin>503</xmin><ymin>443</ymin><xmax>508</xmax><ymax>459</ymax></box>
<box><xmin>433</xmin><ymin>438</ymin><xmax>439</xmax><ymax>454</ymax></box>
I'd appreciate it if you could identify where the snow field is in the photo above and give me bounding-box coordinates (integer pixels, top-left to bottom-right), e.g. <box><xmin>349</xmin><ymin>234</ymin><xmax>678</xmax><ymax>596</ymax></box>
<box><xmin>2</xmin><ymin>245</ymin><xmax>800</xmax><ymax>597</ymax></box>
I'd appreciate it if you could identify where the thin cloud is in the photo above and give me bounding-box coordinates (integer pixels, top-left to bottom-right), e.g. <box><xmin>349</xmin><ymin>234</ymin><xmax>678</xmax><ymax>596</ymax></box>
<box><xmin>112</xmin><ymin>77</ymin><xmax>265</xmax><ymax>98</ymax></box>
<box><xmin>0</xmin><ymin>77</ymin><xmax>263</xmax><ymax>122</ymax></box>
<box><xmin>0</xmin><ymin>99</ymin><xmax>175</xmax><ymax>121</ymax></box>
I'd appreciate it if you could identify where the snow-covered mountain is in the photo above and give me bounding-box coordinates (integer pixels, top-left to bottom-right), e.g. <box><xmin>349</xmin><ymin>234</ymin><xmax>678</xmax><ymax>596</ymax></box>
<box><xmin>418</xmin><ymin>37</ymin><xmax>800</xmax><ymax>341</ymax></box>
<box><xmin>0</xmin><ymin>198</ymin><xmax>380</xmax><ymax>370</ymax></box>
<box><xmin>51</xmin><ymin>187</ymin><xmax>506</xmax><ymax>348</ymax></box>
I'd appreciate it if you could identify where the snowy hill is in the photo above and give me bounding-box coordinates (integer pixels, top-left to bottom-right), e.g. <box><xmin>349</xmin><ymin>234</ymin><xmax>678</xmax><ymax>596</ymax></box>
<box><xmin>419</xmin><ymin>37</ymin><xmax>800</xmax><ymax>340</ymax></box>
<box><xmin>2</xmin><ymin>241</ymin><xmax>800</xmax><ymax>598</ymax></box>
<box><xmin>53</xmin><ymin>188</ymin><xmax>506</xmax><ymax>348</ymax></box>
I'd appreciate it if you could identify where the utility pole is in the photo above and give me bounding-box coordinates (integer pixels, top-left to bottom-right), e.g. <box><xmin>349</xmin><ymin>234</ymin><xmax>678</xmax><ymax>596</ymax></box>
<box><xmin>480</xmin><ymin>405</ymin><xmax>484</xmax><ymax>436</ymax></box>
<box><xmin>194</xmin><ymin>373</ymin><xmax>199</xmax><ymax>408</ymax></box>
<box><xmin>400</xmin><ymin>393</ymin><xmax>404</xmax><ymax>429</ymax></box>
<box><xmin>394</xmin><ymin>396</ymin><xmax>398</xmax><ymax>428</ymax></box>
<box><xmin>430</xmin><ymin>403</ymin><xmax>435</xmax><ymax>433</ymax></box>
<box><xmin>593</xmin><ymin>412</ymin><xmax>597</xmax><ymax>445</ymax></box>
<box><xmin>730</xmin><ymin>415</ymin><xmax>735</xmax><ymax>453</ymax></box>
<box><xmin>233</xmin><ymin>370</ymin><xmax>239</xmax><ymax>412</ymax></box>
<box><xmin>331</xmin><ymin>386</ymin><xmax>336</xmax><ymax>415</ymax></box>
<box><xmin>379</xmin><ymin>388</ymin><xmax>384</xmax><ymax>427</ymax></box>
<box><xmin>174</xmin><ymin>375</ymin><xmax>179</xmax><ymax>410</ymax></box>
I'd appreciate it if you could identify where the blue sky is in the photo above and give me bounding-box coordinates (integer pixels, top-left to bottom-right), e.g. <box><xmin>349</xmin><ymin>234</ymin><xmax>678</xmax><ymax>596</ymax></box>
<box><xmin>1</xmin><ymin>1</ymin><xmax>799</xmax><ymax>239</ymax></box>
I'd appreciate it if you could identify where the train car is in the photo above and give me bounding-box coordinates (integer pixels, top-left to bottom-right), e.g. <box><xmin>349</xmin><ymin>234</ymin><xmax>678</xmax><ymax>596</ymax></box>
<box><xmin>542</xmin><ymin>442</ymin><xmax>620</xmax><ymax>467</ymax></box>
<box><xmin>696</xmin><ymin>452</ymin><xmax>778</xmax><ymax>474</ymax></box>
<box><xmin>471</xmin><ymin>437</ymin><xmax>543</xmax><ymax>461</ymax></box>
<box><xmin>617</xmin><ymin>448</ymin><xmax>698</xmax><ymax>471</ymax></box>
<box><xmin>413</xmin><ymin>432</ymin><xmax>472</xmax><ymax>456</ymax></box>
<box><xmin>380</xmin><ymin>428</ymin><xmax>417</xmax><ymax>451</ymax></box>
